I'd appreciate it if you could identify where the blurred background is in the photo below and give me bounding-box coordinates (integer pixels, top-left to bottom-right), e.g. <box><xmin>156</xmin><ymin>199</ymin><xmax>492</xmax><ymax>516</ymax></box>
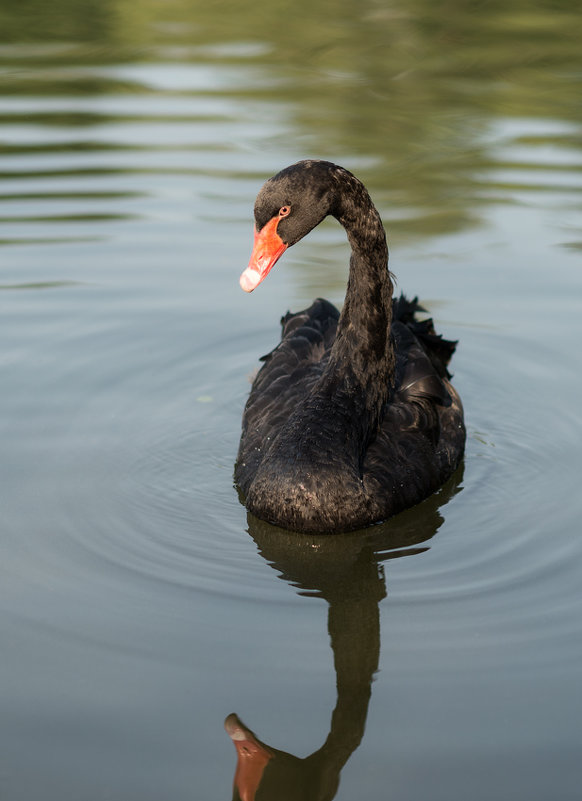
<box><xmin>1</xmin><ymin>1</ymin><xmax>581</xmax><ymax>799</ymax></box>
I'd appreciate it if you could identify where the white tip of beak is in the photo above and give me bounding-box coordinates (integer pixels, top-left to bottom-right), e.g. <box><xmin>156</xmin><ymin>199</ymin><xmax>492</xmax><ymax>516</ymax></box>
<box><xmin>239</xmin><ymin>267</ymin><xmax>262</xmax><ymax>293</ymax></box>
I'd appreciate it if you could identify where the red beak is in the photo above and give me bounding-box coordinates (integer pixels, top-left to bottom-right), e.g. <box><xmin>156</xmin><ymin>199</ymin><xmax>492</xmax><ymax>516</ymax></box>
<box><xmin>239</xmin><ymin>216</ymin><xmax>288</xmax><ymax>293</ymax></box>
<box><xmin>225</xmin><ymin>714</ymin><xmax>274</xmax><ymax>801</ymax></box>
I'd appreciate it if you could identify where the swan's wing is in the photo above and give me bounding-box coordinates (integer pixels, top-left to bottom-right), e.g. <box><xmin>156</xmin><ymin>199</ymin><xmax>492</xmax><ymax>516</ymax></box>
<box><xmin>247</xmin><ymin>298</ymin><xmax>339</xmax><ymax>394</ymax></box>
<box><xmin>235</xmin><ymin>299</ymin><xmax>339</xmax><ymax>491</ymax></box>
<box><xmin>362</xmin><ymin>299</ymin><xmax>464</xmax><ymax>507</ymax></box>
<box><xmin>364</xmin><ymin>374</ymin><xmax>465</xmax><ymax>512</ymax></box>
<box><xmin>392</xmin><ymin>294</ymin><xmax>457</xmax><ymax>377</ymax></box>
<box><xmin>391</xmin><ymin>315</ymin><xmax>452</xmax><ymax>406</ymax></box>
<box><xmin>257</xmin><ymin>297</ymin><xmax>339</xmax><ymax>361</ymax></box>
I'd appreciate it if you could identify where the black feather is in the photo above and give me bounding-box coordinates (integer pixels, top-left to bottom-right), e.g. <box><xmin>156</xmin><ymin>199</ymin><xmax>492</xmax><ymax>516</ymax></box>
<box><xmin>235</xmin><ymin>162</ymin><xmax>465</xmax><ymax>532</ymax></box>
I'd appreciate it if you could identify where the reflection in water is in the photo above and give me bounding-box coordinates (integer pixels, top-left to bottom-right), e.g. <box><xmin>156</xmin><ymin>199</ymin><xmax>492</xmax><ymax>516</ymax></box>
<box><xmin>3</xmin><ymin>1</ymin><xmax>581</xmax><ymax>797</ymax></box>
<box><xmin>2</xmin><ymin>0</ymin><xmax>581</xmax><ymax>258</ymax></box>
<box><xmin>225</xmin><ymin>468</ymin><xmax>463</xmax><ymax>800</ymax></box>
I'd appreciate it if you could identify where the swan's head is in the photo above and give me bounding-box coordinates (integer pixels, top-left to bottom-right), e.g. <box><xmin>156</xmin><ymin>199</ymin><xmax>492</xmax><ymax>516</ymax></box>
<box><xmin>239</xmin><ymin>160</ymin><xmax>339</xmax><ymax>292</ymax></box>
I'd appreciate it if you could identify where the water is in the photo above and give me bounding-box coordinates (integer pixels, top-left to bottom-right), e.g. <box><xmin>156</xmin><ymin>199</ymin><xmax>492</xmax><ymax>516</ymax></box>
<box><xmin>1</xmin><ymin>2</ymin><xmax>581</xmax><ymax>799</ymax></box>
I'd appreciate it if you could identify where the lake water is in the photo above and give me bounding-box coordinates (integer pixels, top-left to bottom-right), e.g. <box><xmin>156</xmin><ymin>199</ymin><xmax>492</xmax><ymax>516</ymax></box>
<box><xmin>1</xmin><ymin>2</ymin><xmax>581</xmax><ymax>799</ymax></box>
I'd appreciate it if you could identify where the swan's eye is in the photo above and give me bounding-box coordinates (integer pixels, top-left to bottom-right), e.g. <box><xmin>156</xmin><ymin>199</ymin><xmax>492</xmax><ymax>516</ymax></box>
<box><xmin>278</xmin><ymin>206</ymin><xmax>291</xmax><ymax>218</ymax></box>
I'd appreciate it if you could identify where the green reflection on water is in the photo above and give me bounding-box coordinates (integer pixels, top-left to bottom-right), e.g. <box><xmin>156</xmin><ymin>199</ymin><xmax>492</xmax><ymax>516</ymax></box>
<box><xmin>0</xmin><ymin>280</ymin><xmax>82</xmax><ymax>289</ymax></box>
<box><xmin>0</xmin><ymin>0</ymin><xmax>580</xmax><ymax>242</ymax></box>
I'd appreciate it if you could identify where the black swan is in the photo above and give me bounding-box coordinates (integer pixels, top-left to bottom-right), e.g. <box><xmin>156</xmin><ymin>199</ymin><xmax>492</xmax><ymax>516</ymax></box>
<box><xmin>235</xmin><ymin>160</ymin><xmax>465</xmax><ymax>533</ymax></box>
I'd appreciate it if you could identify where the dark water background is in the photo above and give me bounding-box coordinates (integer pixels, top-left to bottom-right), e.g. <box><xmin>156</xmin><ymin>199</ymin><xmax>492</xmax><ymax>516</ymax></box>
<box><xmin>2</xmin><ymin>1</ymin><xmax>581</xmax><ymax>798</ymax></box>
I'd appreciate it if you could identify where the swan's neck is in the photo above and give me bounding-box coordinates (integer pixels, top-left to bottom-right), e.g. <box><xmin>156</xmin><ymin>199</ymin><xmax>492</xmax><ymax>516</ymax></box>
<box><xmin>319</xmin><ymin>174</ymin><xmax>394</xmax><ymax>440</ymax></box>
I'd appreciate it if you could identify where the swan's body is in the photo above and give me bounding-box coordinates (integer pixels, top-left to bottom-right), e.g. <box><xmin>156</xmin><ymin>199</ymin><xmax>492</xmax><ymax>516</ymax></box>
<box><xmin>235</xmin><ymin>160</ymin><xmax>465</xmax><ymax>533</ymax></box>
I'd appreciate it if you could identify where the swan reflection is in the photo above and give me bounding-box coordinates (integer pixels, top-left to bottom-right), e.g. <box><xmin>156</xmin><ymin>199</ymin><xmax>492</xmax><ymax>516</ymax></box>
<box><xmin>226</xmin><ymin>466</ymin><xmax>463</xmax><ymax>800</ymax></box>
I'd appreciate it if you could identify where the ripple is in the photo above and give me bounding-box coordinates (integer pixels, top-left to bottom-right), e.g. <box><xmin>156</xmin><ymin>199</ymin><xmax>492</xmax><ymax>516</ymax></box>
<box><xmin>383</xmin><ymin>332</ymin><xmax>582</xmax><ymax>633</ymax></box>
<box><xmin>44</xmin><ymin>311</ymin><xmax>580</xmax><ymax>624</ymax></box>
<box><xmin>48</xmin><ymin>333</ymin><xmax>287</xmax><ymax>606</ymax></box>
<box><xmin>3</xmin><ymin>50</ymin><xmax>580</xmax><ymax>653</ymax></box>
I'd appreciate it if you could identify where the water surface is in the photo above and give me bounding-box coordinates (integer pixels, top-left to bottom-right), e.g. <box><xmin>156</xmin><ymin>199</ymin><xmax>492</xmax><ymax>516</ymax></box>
<box><xmin>1</xmin><ymin>2</ymin><xmax>582</xmax><ymax>799</ymax></box>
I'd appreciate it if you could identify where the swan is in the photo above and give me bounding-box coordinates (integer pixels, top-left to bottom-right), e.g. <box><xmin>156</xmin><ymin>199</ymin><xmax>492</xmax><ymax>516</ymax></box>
<box><xmin>234</xmin><ymin>160</ymin><xmax>465</xmax><ymax>533</ymax></box>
